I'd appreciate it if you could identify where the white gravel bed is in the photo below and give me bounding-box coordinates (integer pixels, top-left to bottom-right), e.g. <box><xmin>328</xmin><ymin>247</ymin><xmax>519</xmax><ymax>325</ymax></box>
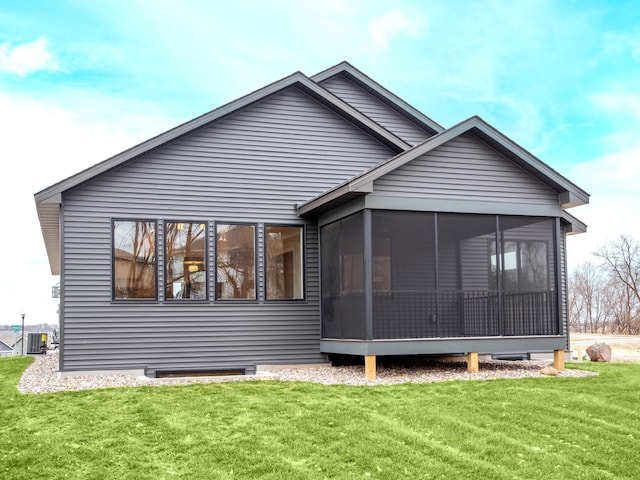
<box><xmin>17</xmin><ymin>351</ymin><xmax>597</xmax><ymax>394</ymax></box>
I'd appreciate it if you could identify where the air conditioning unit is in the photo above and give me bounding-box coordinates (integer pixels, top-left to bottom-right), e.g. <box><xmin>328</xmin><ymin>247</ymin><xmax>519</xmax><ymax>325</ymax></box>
<box><xmin>27</xmin><ymin>333</ymin><xmax>48</xmax><ymax>354</ymax></box>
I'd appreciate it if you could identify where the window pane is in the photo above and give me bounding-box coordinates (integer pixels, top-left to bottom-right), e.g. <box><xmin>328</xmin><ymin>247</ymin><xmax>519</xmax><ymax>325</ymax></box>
<box><xmin>266</xmin><ymin>226</ymin><xmax>304</xmax><ymax>300</ymax></box>
<box><xmin>165</xmin><ymin>222</ymin><xmax>207</xmax><ymax>300</ymax></box>
<box><xmin>502</xmin><ymin>241</ymin><xmax>518</xmax><ymax>290</ymax></box>
<box><xmin>489</xmin><ymin>240</ymin><xmax>498</xmax><ymax>290</ymax></box>
<box><xmin>500</xmin><ymin>217</ymin><xmax>554</xmax><ymax>292</ymax></box>
<box><xmin>520</xmin><ymin>241</ymin><xmax>548</xmax><ymax>290</ymax></box>
<box><xmin>216</xmin><ymin>224</ymin><xmax>256</xmax><ymax>299</ymax></box>
<box><xmin>113</xmin><ymin>220</ymin><xmax>156</xmax><ymax>299</ymax></box>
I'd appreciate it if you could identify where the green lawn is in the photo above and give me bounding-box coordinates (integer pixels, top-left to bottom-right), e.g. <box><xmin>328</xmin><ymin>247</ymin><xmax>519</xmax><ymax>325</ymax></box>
<box><xmin>1</xmin><ymin>357</ymin><xmax>639</xmax><ymax>479</ymax></box>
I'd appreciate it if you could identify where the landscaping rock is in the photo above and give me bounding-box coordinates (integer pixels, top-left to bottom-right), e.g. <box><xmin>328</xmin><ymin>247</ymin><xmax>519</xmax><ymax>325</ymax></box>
<box><xmin>586</xmin><ymin>343</ymin><xmax>612</xmax><ymax>362</ymax></box>
<box><xmin>17</xmin><ymin>351</ymin><xmax>598</xmax><ymax>394</ymax></box>
<box><xmin>540</xmin><ymin>366</ymin><xmax>559</xmax><ymax>376</ymax></box>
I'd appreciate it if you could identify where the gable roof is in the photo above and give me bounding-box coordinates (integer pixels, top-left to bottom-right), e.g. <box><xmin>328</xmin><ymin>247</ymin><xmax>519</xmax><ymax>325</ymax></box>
<box><xmin>35</xmin><ymin>64</ymin><xmax>416</xmax><ymax>275</ymax></box>
<box><xmin>312</xmin><ymin>61</ymin><xmax>444</xmax><ymax>136</ymax></box>
<box><xmin>297</xmin><ymin>115</ymin><xmax>590</xmax><ymax>216</ymax></box>
<box><xmin>36</xmin><ymin>70</ymin><xmax>409</xmax><ymax>206</ymax></box>
<box><xmin>0</xmin><ymin>339</ymin><xmax>14</xmax><ymax>352</ymax></box>
<box><xmin>34</xmin><ymin>62</ymin><xmax>590</xmax><ymax>275</ymax></box>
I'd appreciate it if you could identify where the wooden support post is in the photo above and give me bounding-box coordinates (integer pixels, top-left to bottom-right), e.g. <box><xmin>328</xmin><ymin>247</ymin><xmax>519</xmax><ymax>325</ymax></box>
<box><xmin>365</xmin><ymin>355</ymin><xmax>376</xmax><ymax>380</ymax></box>
<box><xmin>554</xmin><ymin>349</ymin><xmax>565</xmax><ymax>371</ymax></box>
<box><xmin>467</xmin><ymin>352</ymin><xmax>479</xmax><ymax>374</ymax></box>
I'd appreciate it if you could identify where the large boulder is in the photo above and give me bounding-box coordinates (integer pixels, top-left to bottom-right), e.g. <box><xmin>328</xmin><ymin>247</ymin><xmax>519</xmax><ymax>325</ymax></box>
<box><xmin>586</xmin><ymin>343</ymin><xmax>612</xmax><ymax>362</ymax></box>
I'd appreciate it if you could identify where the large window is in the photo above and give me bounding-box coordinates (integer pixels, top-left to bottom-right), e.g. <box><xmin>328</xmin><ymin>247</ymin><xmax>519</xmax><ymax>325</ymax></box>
<box><xmin>165</xmin><ymin>222</ymin><xmax>207</xmax><ymax>300</ymax></box>
<box><xmin>216</xmin><ymin>224</ymin><xmax>256</xmax><ymax>300</ymax></box>
<box><xmin>265</xmin><ymin>225</ymin><xmax>304</xmax><ymax>300</ymax></box>
<box><xmin>113</xmin><ymin>220</ymin><xmax>157</xmax><ymax>299</ymax></box>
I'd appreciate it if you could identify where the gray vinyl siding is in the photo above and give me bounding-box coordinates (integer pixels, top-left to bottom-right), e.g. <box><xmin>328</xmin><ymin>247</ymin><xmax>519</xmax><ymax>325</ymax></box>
<box><xmin>60</xmin><ymin>86</ymin><xmax>395</xmax><ymax>374</ymax></box>
<box><xmin>319</xmin><ymin>74</ymin><xmax>433</xmax><ymax>146</ymax></box>
<box><xmin>372</xmin><ymin>133</ymin><xmax>559</xmax><ymax>205</ymax></box>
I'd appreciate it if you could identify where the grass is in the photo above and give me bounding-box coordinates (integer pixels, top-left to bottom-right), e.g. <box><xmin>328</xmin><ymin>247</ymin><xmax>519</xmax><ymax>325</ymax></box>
<box><xmin>1</xmin><ymin>357</ymin><xmax>639</xmax><ymax>479</ymax></box>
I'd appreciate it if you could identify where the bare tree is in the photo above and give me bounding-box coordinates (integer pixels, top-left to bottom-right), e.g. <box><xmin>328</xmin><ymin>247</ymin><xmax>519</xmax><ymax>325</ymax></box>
<box><xmin>592</xmin><ymin>234</ymin><xmax>640</xmax><ymax>334</ymax></box>
<box><xmin>595</xmin><ymin>234</ymin><xmax>640</xmax><ymax>306</ymax></box>
<box><xmin>569</xmin><ymin>262</ymin><xmax>609</xmax><ymax>333</ymax></box>
<box><xmin>605</xmin><ymin>280</ymin><xmax>640</xmax><ymax>334</ymax></box>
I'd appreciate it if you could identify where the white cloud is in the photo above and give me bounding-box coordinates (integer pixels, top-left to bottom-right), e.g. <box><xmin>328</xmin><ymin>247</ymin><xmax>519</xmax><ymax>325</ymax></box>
<box><xmin>600</xmin><ymin>31</ymin><xmax>640</xmax><ymax>63</ymax></box>
<box><xmin>369</xmin><ymin>10</ymin><xmax>421</xmax><ymax>48</ymax></box>
<box><xmin>0</xmin><ymin>37</ymin><xmax>60</xmax><ymax>76</ymax></box>
<box><xmin>566</xmin><ymin>143</ymin><xmax>640</xmax><ymax>270</ymax></box>
<box><xmin>564</xmin><ymin>88</ymin><xmax>640</xmax><ymax>270</ymax></box>
<box><xmin>591</xmin><ymin>92</ymin><xmax>640</xmax><ymax>122</ymax></box>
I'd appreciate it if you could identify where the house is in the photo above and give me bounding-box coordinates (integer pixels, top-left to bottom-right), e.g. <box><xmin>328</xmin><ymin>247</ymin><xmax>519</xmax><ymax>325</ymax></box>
<box><xmin>34</xmin><ymin>61</ymin><xmax>588</xmax><ymax>379</ymax></box>
<box><xmin>0</xmin><ymin>339</ymin><xmax>16</xmax><ymax>357</ymax></box>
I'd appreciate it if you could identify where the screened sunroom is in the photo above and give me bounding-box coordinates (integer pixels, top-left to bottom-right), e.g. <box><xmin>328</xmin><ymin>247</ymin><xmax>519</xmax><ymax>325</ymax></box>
<box><xmin>320</xmin><ymin>209</ymin><xmax>565</xmax><ymax>358</ymax></box>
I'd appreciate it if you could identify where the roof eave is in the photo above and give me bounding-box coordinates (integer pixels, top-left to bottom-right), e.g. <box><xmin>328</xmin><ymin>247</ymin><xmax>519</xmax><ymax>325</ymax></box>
<box><xmin>467</xmin><ymin>119</ymin><xmax>590</xmax><ymax>207</ymax></box>
<box><xmin>35</xmin><ymin>71</ymin><xmax>410</xmax><ymax>205</ymax></box>
<box><xmin>35</xmin><ymin>201</ymin><xmax>61</xmax><ymax>275</ymax></box>
<box><xmin>312</xmin><ymin>61</ymin><xmax>445</xmax><ymax>135</ymax></box>
<box><xmin>562</xmin><ymin>211</ymin><xmax>588</xmax><ymax>235</ymax></box>
<box><xmin>559</xmin><ymin>191</ymin><xmax>589</xmax><ymax>209</ymax></box>
<box><xmin>35</xmin><ymin>72</ymin><xmax>310</xmax><ymax>202</ymax></box>
<box><xmin>297</xmin><ymin>116</ymin><xmax>591</xmax><ymax>216</ymax></box>
<box><xmin>297</xmin><ymin>181</ymin><xmax>373</xmax><ymax>216</ymax></box>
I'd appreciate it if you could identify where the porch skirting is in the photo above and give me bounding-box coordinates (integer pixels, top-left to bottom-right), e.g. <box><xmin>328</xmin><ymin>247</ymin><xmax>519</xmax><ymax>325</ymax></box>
<box><xmin>320</xmin><ymin>336</ymin><xmax>567</xmax><ymax>356</ymax></box>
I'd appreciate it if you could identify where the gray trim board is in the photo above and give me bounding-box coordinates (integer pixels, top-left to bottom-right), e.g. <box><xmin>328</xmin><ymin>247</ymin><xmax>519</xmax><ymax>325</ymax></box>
<box><xmin>363</xmin><ymin>197</ymin><xmax>564</xmax><ymax>217</ymax></box>
<box><xmin>320</xmin><ymin>336</ymin><xmax>567</xmax><ymax>356</ymax></box>
<box><xmin>58</xmin><ymin>203</ymin><xmax>65</xmax><ymax>372</ymax></box>
<box><xmin>363</xmin><ymin>209</ymin><xmax>373</xmax><ymax>340</ymax></box>
<box><xmin>313</xmin><ymin>196</ymin><xmax>566</xmax><ymax>225</ymax></box>
<box><xmin>318</xmin><ymin>198</ymin><xmax>366</xmax><ymax>227</ymax></box>
<box><xmin>554</xmin><ymin>218</ymin><xmax>563</xmax><ymax>336</ymax></box>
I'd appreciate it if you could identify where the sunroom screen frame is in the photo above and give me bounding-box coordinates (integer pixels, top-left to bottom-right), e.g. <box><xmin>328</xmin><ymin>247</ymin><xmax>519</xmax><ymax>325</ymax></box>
<box><xmin>320</xmin><ymin>209</ymin><xmax>566</xmax><ymax>357</ymax></box>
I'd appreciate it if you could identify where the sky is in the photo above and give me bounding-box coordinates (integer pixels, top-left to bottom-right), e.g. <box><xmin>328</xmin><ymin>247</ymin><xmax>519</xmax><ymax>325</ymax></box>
<box><xmin>1</xmin><ymin>0</ymin><xmax>639</xmax><ymax>325</ymax></box>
